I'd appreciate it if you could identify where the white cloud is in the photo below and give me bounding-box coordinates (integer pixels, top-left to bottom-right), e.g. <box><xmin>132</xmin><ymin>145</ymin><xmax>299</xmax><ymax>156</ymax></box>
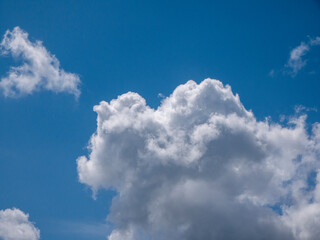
<box><xmin>286</xmin><ymin>36</ymin><xmax>320</xmax><ymax>76</ymax></box>
<box><xmin>77</xmin><ymin>79</ymin><xmax>320</xmax><ymax>240</ymax></box>
<box><xmin>282</xmin><ymin>168</ymin><xmax>320</xmax><ymax>240</ymax></box>
<box><xmin>0</xmin><ymin>27</ymin><xmax>80</xmax><ymax>98</ymax></box>
<box><xmin>309</xmin><ymin>36</ymin><xmax>320</xmax><ymax>46</ymax></box>
<box><xmin>0</xmin><ymin>208</ymin><xmax>40</xmax><ymax>240</ymax></box>
<box><xmin>286</xmin><ymin>42</ymin><xmax>310</xmax><ymax>75</ymax></box>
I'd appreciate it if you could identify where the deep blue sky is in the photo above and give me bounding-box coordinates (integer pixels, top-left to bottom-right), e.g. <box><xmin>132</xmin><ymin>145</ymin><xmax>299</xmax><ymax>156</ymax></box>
<box><xmin>0</xmin><ymin>1</ymin><xmax>320</xmax><ymax>239</ymax></box>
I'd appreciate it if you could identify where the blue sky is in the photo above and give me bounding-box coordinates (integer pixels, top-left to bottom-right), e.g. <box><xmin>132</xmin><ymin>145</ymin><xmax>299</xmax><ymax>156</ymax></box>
<box><xmin>0</xmin><ymin>1</ymin><xmax>320</xmax><ymax>240</ymax></box>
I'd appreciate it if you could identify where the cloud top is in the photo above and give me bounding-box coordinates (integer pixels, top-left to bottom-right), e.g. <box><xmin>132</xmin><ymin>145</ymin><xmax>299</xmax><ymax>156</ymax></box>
<box><xmin>78</xmin><ymin>78</ymin><xmax>320</xmax><ymax>240</ymax></box>
<box><xmin>0</xmin><ymin>208</ymin><xmax>40</xmax><ymax>240</ymax></box>
<box><xmin>0</xmin><ymin>27</ymin><xmax>80</xmax><ymax>98</ymax></box>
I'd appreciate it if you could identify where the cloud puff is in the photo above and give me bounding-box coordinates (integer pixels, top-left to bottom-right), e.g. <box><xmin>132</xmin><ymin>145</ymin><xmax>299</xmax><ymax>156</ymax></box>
<box><xmin>286</xmin><ymin>36</ymin><xmax>320</xmax><ymax>76</ymax></box>
<box><xmin>77</xmin><ymin>79</ymin><xmax>320</xmax><ymax>240</ymax></box>
<box><xmin>0</xmin><ymin>27</ymin><xmax>80</xmax><ymax>98</ymax></box>
<box><xmin>0</xmin><ymin>208</ymin><xmax>40</xmax><ymax>240</ymax></box>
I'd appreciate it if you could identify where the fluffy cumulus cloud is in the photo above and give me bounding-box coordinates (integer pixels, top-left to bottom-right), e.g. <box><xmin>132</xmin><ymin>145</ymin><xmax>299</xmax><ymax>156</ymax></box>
<box><xmin>77</xmin><ymin>79</ymin><xmax>320</xmax><ymax>240</ymax></box>
<box><xmin>286</xmin><ymin>36</ymin><xmax>320</xmax><ymax>76</ymax></box>
<box><xmin>0</xmin><ymin>208</ymin><xmax>40</xmax><ymax>240</ymax></box>
<box><xmin>0</xmin><ymin>27</ymin><xmax>80</xmax><ymax>98</ymax></box>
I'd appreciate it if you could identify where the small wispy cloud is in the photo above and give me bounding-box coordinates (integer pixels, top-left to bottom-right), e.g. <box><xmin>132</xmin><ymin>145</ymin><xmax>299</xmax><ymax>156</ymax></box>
<box><xmin>286</xmin><ymin>42</ymin><xmax>310</xmax><ymax>76</ymax></box>
<box><xmin>0</xmin><ymin>27</ymin><xmax>81</xmax><ymax>98</ymax></box>
<box><xmin>294</xmin><ymin>105</ymin><xmax>317</xmax><ymax>114</ymax></box>
<box><xmin>269</xmin><ymin>69</ymin><xmax>275</xmax><ymax>77</ymax></box>
<box><xmin>285</xmin><ymin>36</ymin><xmax>320</xmax><ymax>77</ymax></box>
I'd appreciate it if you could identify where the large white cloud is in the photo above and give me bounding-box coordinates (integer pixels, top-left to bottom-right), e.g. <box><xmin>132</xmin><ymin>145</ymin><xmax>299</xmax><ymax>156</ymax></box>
<box><xmin>0</xmin><ymin>27</ymin><xmax>80</xmax><ymax>98</ymax></box>
<box><xmin>0</xmin><ymin>208</ymin><xmax>40</xmax><ymax>240</ymax></box>
<box><xmin>77</xmin><ymin>79</ymin><xmax>320</xmax><ymax>240</ymax></box>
